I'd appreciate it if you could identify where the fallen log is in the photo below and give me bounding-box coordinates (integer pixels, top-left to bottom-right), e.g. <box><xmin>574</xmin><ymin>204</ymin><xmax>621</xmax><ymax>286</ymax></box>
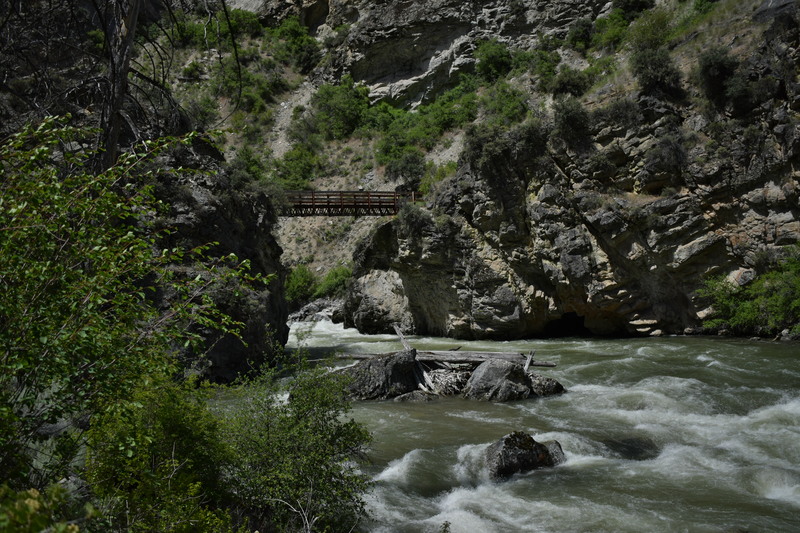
<box><xmin>336</xmin><ymin>350</ymin><xmax>557</xmax><ymax>367</ymax></box>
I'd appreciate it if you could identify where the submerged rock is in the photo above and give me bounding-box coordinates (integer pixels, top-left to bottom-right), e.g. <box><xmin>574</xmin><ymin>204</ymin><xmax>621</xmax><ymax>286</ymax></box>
<box><xmin>393</xmin><ymin>390</ymin><xmax>437</xmax><ymax>403</ymax></box>
<box><xmin>485</xmin><ymin>431</ymin><xmax>566</xmax><ymax>480</ymax></box>
<box><xmin>603</xmin><ymin>437</ymin><xmax>660</xmax><ymax>461</ymax></box>
<box><xmin>339</xmin><ymin>349</ymin><xmax>418</xmax><ymax>400</ymax></box>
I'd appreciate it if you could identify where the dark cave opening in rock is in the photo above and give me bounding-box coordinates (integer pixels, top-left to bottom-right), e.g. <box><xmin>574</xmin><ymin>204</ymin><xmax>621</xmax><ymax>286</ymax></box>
<box><xmin>543</xmin><ymin>312</ymin><xmax>593</xmax><ymax>338</ymax></box>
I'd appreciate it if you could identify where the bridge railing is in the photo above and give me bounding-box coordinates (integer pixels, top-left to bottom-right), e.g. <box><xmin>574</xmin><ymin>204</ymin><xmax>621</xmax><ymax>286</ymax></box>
<box><xmin>281</xmin><ymin>190</ymin><xmax>420</xmax><ymax>216</ymax></box>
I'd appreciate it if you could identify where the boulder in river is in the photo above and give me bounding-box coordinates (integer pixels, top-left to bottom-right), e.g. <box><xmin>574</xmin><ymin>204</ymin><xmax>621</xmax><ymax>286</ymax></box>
<box><xmin>463</xmin><ymin>359</ymin><xmax>566</xmax><ymax>401</ymax></box>
<box><xmin>486</xmin><ymin>431</ymin><xmax>566</xmax><ymax>481</ymax></box>
<box><xmin>339</xmin><ymin>349</ymin><xmax>418</xmax><ymax>400</ymax></box>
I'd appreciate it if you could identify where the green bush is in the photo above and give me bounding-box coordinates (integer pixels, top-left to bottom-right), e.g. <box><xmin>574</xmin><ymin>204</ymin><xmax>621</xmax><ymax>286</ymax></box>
<box><xmin>481</xmin><ymin>81</ymin><xmax>528</xmax><ymax>125</ymax></box>
<box><xmin>592</xmin><ymin>8</ymin><xmax>629</xmax><ymax>50</ymax></box>
<box><xmin>630</xmin><ymin>47</ymin><xmax>682</xmax><ymax>96</ymax></box>
<box><xmin>310</xmin><ymin>75</ymin><xmax>370</xmax><ymax>140</ymax></box>
<box><xmin>627</xmin><ymin>7</ymin><xmax>672</xmax><ymax>52</ymax></box>
<box><xmin>269</xmin><ymin>16</ymin><xmax>321</xmax><ymax>73</ymax></box>
<box><xmin>552</xmin><ymin>96</ymin><xmax>591</xmax><ymax>146</ymax></box>
<box><xmin>697</xmin><ymin>46</ymin><xmax>739</xmax><ymax>108</ymax></box>
<box><xmin>313</xmin><ymin>266</ymin><xmax>353</xmax><ymax>299</ymax></box>
<box><xmin>514</xmin><ymin>48</ymin><xmax>561</xmax><ymax>88</ymax></box>
<box><xmin>286</xmin><ymin>264</ymin><xmax>318</xmax><ymax>304</ymax></box>
<box><xmin>700</xmin><ymin>248</ymin><xmax>800</xmax><ymax>336</ymax></box>
<box><xmin>273</xmin><ymin>144</ymin><xmax>321</xmax><ymax>189</ymax></box>
<box><xmin>550</xmin><ymin>67</ymin><xmax>593</xmax><ymax>97</ymax></box>
<box><xmin>693</xmin><ymin>0</ymin><xmax>719</xmax><ymax>16</ymax></box>
<box><xmin>0</xmin><ymin>119</ymin><xmax>253</xmax><ymax>489</ymax></box>
<box><xmin>419</xmin><ymin>161</ymin><xmax>458</xmax><ymax>196</ymax></box>
<box><xmin>566</xmin><ymin>17</ymin><xmax>595</xmax><ymax>53</ymax></box>
<box><xmin>86</xmin><ymin>380</ymin><xmax>233</xmax><ymax>532</ymax></box>
<box><xmin>475</xmin><ymin>39</ymin><xmax>513</xmax><ymax>82</ymax></box>
<box><xmin>372</xmin><ymin>78</ymin><xmax>477</xmax><ymax>167</ymax></box>
<box><xmin>220</xmin><ymin>364</ymin><xmax>371</xmax><ymax>531</ymax></box>
<box><xmin>386</xmin><ymin>148</ymin><xmax>426</xmax><ymax>181</ymax></box>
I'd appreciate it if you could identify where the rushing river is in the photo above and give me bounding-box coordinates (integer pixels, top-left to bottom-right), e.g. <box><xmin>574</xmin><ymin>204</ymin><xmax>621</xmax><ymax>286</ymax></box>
<box><xmin>287</xmin><ymin>320</ymin><xmax>800</xmax><ymax>533</ymax></box>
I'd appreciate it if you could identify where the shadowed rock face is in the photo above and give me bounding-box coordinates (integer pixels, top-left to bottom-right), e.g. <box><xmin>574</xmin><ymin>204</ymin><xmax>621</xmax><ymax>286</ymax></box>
<box><xmin>152</xmin><ymin>147</ymin><xmax>288</xmax><ymax>382</ymax></box>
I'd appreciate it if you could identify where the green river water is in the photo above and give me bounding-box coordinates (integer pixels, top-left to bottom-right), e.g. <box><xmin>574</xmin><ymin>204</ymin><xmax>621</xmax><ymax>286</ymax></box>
<box><xmin>287</xmin><ymin>320</ymin><xmax>800</xmax><ymax>533</ymax></box>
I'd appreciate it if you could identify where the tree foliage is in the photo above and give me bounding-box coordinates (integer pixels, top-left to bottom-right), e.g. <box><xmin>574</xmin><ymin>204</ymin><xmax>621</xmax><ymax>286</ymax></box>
<box><xmin>0</xmin><ymin>118</ymin><xmax>254</xmax><ymax>488</ymax></box>
<box><xmin>475</xmin><ymin>39</ymin><xmax>513</xmax><ymax>82</ymax></box>
<box><xmin>219</xmin><ymin>362</ymin><xmax>372</xmax><ymax>532</ymax></box>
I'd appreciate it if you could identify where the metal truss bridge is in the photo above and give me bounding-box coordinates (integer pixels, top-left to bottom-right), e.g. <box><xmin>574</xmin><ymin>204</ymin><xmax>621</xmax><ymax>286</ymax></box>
<box><xmin>281</xmin><ymin>190</ymin><xmax>419</xmax><ymax>217</ymax></box>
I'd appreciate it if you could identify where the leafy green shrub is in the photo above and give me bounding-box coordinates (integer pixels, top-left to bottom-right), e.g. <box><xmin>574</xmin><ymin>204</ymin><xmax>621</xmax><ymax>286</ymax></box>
<box><xmin>550</xmin><ymin>67</ymin><xmax>593</xmax><ymax>97</ymax></box>
<box><xmin>396</xmin><ymin>202</ymin><xmax>435</xmax><ymax>236</ymax></box>
<box><xmin>269</xmin><ymin>16</ymin><xmax>321</xmax><ymax>73</ymax></box>
<box><xmin>227</xmin><ymin>146</ymin><xmax>268</xmax><ymax>187</ymax></box>
<box><xmin>630</xmin><ymin>47</ymin><xmax>682</xmax><ymax>96</ymax></box>
<box><xmin>183</xmin><ymin>92</ymin><xmax>220</xmax><ymax>130</ymax></box>
<box><xmin>566</xmin><ymin>17</ymin><xmax>595</xmax><ymax>53</ymax></box>
<box><xmin>552</xmin><ymin>96</ymin><xmax>591</xmax><ymax>146</ymax></box>
<box><xmin>371</xmin><ymin>78</ymin><xmax>477</xmax><ymax>168</ymax></box>
<box><xmin>481</xmin><ymin>81</ymin><xmax>528</xmax><ymax>125</ymax></box>
<box><xmin>591</xmin><ymin>97</ymin><xmax>643</xmax><ymax>131</ymax></box>
<box><xmin>514</xmin><ymin>48</ymin><xmax>561</xmax><ymax>89</ymax></box>
<box><xmin>419</xmin><ymin>161</ymin><xmax>458</xmax><ymax>196</ymax></box>
<box><xmin>310</xmin><ymin>75</ymin><xmax>370</xmax><ymax>140</ymax></box>
<box><xmin>627</xmin><ymin>7</ymin><xmax>672</xmax><ymax>52</ymax></box>
<box><xmin>286</xmin><ymin>264</ymin><xmax>318</xmax><ymax>305</ymax></box>
<box><xmin>644</xmin><ymin>132</ymin><xmax>687</xmax><ymax>178</ymax></box>
<box><xmin>386</xmin><ymin>148</ymin><xmax>426</xmax><ymax>181</ymax></box>
<box><xmin>464</xmin><ymin>118</ymin><xmax>549</xmax><ymax>171</ymax></box>
<box><xmin>313</xmin><ymin>266</ymin><xmax>353</xmax><ymax>299</ymax></box>
<box><xmin>221</xmin><ymin>364</ymin><xmax>371</xmax><ymax>531</ymax></box>
<box><xmin>273</xmin><ymin>144</ymin><xmax>321</xmax><ymax>189</ymax></box>
<box><xmin>697</xmin><ymin>46</ymin><xmax>739</xmax><ymax>108</ymax></box>
<box><xmin>700</xmin><ymin>248</ymin><xmax>800</xmax><ymax>336</ymax></box>
<box><xmin>592</xmin><ymin>8</ymin><xmax>629</xmax><ymax>50</ymax></box>
<box><xmin>0</xmin><ymin>120</ymin><xmax>247</xmax><ymax>488</ymax></box>
<box><xmin>86</xmin><ymin>380</ymin><xmax>233</xmax><ymax>532</ymax></box>
<box><xmin>174</xmin><ymin>9</ymin><xmax>263</xmax><ymax>50</ymax></box>
<box><xmin>0</xmin><ymin>484</ymin><xmax>94</xmax><ymax>532</ymax></box>
<box><xmin>211</xmin><ymin>53</ymin><xmax>287</xmax><ymax>113</ymax></box>
<box><xmin>692</xmin><ymin>0</ymin><xmax>719</xmax><ymax>16</ymax></box>
<box><xmin>475</xmin><ymin>39</ymin><xmax>513</xmax><ymax>82</ymax></box>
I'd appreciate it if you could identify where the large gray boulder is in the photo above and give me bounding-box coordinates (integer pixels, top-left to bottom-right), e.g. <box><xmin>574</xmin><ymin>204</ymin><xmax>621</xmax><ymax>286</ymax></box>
<box><xmin>463</xmin><ymin>360</ymin><xmax>566</xmax><ymax>401</ymax></box>
<box><xmin>485</xmin><ymin>431</ymin><xmax>566</xmax><ymax>481</ymax></box>
<box><xmin>463</xmin><ymin>359</ymin><xmax>532</xmax><ymax>401</ymax></box>
<box><xmin>339</xmin><ymin>349</ymin><xmax>419</xmax><ymax>400</ymax></box>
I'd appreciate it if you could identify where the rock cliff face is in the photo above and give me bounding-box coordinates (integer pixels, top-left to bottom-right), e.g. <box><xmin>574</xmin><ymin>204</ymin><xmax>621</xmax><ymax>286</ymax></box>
<box><xmin>233</xmin><ymin>0</ymin><xmax>607</xmax><ymax>105</ymax></box>
<box><xmin>342</xmin><ymin>7</ymin><xmax>800</xmax><ymax>338</ymax></box>
<box><xmin>153</xmin><ymin>144</ymin><xmax>289</xmax><ymax>380</ymax></box>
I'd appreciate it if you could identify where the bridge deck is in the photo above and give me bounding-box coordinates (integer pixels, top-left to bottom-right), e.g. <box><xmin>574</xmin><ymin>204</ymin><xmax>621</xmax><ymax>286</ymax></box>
<box><xmin>282</xmin><ymin>190</ymin><xmax>419</xmax><ymax>217</ymax></box>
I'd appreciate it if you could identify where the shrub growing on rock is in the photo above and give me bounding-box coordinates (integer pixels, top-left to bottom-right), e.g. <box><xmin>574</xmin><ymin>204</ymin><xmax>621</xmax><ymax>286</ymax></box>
<box><xmin>552</xmin><ymin>96</ymin><xmax>591</xmax><ymax>146</ymax></box>
<box><xmin>700</xmin><ymin>247</ymin><xmax>800</xmax><ymax>336</ymax></box>
<box><xmin>697</xmin><ymin>46</ymin><xmax>739</xmax><ymax>108</ymax></box>
<box><xmin>475</xmin><ymin>39</ymin><xmax>513</xmax><ymax>82</ymax></box>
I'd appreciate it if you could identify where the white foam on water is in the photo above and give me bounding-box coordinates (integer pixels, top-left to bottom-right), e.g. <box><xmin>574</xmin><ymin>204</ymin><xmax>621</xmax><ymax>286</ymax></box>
<box><xmin>452</xmin><ymin>443</ymin><xmax>490</xmax><ymax>486</ymax></box>
<box><xmin>750</xmin><ymin>467</ymin><xmax>800</xmax><ymax>505</ymax></box>
<box><xmin>375</xmin><ymin>449</ymin><xmax>426</xmax><ymax>484</ymax></box>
